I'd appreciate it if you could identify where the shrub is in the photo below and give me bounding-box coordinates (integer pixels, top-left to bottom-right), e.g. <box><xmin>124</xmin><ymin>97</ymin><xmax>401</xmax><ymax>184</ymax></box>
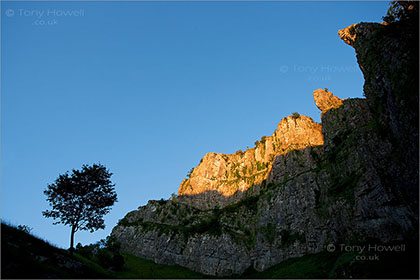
<box><xmin>242</xmin><ymin>166</ymin><xmax>248</xmax><ymax>175</ymax></box>
<box><xmin>157</xmin><ymin>198</ymin><xmax>166</xmax><ymax>205</ymax></box>
<box><xmin>75</xmin><ymin>236</ymin><xmax>125</xmax><ymax>271</ymax></box>
<box><xmin>256</xmin><ymin>161</ymin><xmax>266</xmax><ymax>171</ymax></box>
<box><xmin>309</xmin><ymin>148</ymin><xmax>321</xmax><ymax>163</ymax></box>
<box><xmin>75</xmin><ymin>242</ymin><xmax>100</xmax><ymax>260</ymax></box>
<box><xmin>96</xmin><ymin>249</ymin><xmax>113</xmax><ymax>268</ymax></box>
<box><xmin>280</xmin><ymin>229</ymin><xmax>305</xmax><ymax>248</ymax></box>
<box><xmin>17</xmin><ymin>225</ymin><xmax>32</xmax><ymax>233</ymax></box>
<box><xmin>292</xmin><ymin>112</ymin><xmax>300</xmax><ymax>119</ymax></box>
<box><xmin>186</xmin><ymin>167</ymin><xmax>194</xmax><ymax>178</ymax></box>
<box><xmin>261</xmin><ymin>223</ymin><xmax>276</xmax><ymax>244</ymax></box>
<box><xmin>188</xmin><ymin>210</ymin><xmax>222</xmax><ymax>236</ymax></box>
<box><xmin>75</xmin><ymin>243</ymin><xmax>96</xmax><ymax>259</ymax></box>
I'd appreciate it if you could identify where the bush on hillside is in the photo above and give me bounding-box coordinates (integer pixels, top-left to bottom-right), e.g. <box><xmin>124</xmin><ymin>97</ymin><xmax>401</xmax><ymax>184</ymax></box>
<box><xmin>75</xmin><ymin>236</ymin><xmax>124</xmax><ymax>271</ymax></box>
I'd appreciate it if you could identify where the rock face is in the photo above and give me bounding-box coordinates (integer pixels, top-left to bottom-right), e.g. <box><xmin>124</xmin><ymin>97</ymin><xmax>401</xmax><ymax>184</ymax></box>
<box><xmin>111</xmin><ymin>15</ymin><xmax>418</xmax><ymax>277</ymax></box>
<box><xmin>338</xmin><ymin>22</ymin><xmax>385</xmax><ymax>47</ymax></box>
<box><xmin>313</xmin><ymin>88</ymin><xmax>343</xmax><ymax>114</ymax></box>
<box><xmin>177</xmin><ymin>115</ymin><xmax>323</xmax><ymax>210</ymax></box>
<box><xmin>339</xmin><ymin>18</ymin><xmax>419</xmax><ymax>213</ymax></box>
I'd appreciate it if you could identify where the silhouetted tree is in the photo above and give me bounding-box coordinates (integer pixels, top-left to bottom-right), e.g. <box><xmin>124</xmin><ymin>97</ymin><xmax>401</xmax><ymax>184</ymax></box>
<box><xmin>42</xmin><ymin>163</ymin><xmax>117</xmax><ymax>255</ymax></box>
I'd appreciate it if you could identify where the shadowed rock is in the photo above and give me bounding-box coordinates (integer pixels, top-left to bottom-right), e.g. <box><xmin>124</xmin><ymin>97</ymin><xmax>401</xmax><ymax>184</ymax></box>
<box><xmin>338</xmin><ymin>22</ymin><xmax>385</xmax><ymax>47</ymax></box>
<box><xmin>112</xmin><ymin>15</ymin><xmax>419</xmax><ymax>277</ymax></box>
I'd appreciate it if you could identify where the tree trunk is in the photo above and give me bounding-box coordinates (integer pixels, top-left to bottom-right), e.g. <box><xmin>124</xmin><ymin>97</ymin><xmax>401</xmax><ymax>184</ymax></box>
<box><xmin>69</xmin><ymin>225</ymin><xmax>76</xmax><ymax>255</ymax></box>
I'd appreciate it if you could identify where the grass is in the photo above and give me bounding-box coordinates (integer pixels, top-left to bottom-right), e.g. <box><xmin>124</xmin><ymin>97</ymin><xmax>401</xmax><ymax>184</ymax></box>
<box><xmin>72</xmin><ymin>253</ymin><xmax>114</xmax><ymax>277</ymax></box>
<box><xmin>243</xmin><ymin>251</ymin><xmax>345</xmax><ymax>278</ymax></box>
<box><xmin>1</xmin><ymin>222</ymin><xmax>112</xmax><ymax>278</ymax></box>
<box><xmin>1</xmin><ymin>221</ymin><xmax>205</xmax><ymax>279</ymax></box>
<box><xmin>115</xmin><ymin>254</ymin><xmax>207</xmax><ymax>279</ymax></box>
<box><xmin>2</xmin><ymin>221</ymin><xmax>418</xmax><ymax>278</ymax></box>
<box><xmin>114</xmin><ymin>241</ymin><xmax>419</xmax><ymax>279</ymax></box>
<box><xmin>242</xmin><ymin>241</ymin><xmax>419</xmax><ymax>279</ymax></box>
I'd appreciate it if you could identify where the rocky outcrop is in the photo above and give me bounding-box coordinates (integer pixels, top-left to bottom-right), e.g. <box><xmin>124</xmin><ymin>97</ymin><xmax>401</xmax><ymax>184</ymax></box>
<box><xmin>111</xmin><ymin>14</ymin><xmax>418</xmax><ymax>277</ymax></box>
<box><xmin>112</xmin><ymin>97</ymin><xmax>417</xmax><ymax>276</ymax></box>
<box><xmin>313</xmin><ymin>88</ymin><xmax>343</xmax><ymax>114</ymax></box>
<box><xmin>338</xmin><ymin>22</ymin><xmax>385</xmax><ymax>47</ymax></box>
<box><xmin>339</xmin><ymin>17</ymin><xmax>419</xmax><ymax>213</ymax></box>
<box><xmin>177</xmin><ymin>115</ymin><xmax>323</xmax><ymax>209</ymax></box>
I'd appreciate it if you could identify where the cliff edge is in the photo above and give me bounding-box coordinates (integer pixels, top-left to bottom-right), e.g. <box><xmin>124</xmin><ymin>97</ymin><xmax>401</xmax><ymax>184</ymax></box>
<box><xmin>177</xmin><ymin>115</ymin><xmax>323</xmax><ymax>209</ymax></box>
<box><xmin>111</xmin><ymin>12</ymin><xmax>418</xmax><ymax>277</ymax></box>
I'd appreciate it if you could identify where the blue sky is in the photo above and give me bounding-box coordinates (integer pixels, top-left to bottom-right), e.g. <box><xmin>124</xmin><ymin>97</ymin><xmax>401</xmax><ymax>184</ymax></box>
<box><xmin>1</xmin><ymin>1</ymin><xmax>390</xmax><ymax>249</ymax></box>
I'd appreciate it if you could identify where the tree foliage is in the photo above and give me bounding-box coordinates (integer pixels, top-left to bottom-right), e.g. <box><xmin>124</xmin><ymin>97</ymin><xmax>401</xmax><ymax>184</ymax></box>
<box><xmin>42</xmin><ymin>163</ymin><xmax>117</xmax><ymax>252</ymax></box>
<box><xmin>383</xmin><ymin>0</ymin><xmax>419</xmax><ymax>23</ymax></box>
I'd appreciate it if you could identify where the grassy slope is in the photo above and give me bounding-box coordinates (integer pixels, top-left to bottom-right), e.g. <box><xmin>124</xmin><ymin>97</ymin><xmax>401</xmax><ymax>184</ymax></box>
<box><xmin>1</xmin><ymin>222</ymin><xmax>206</xmax><ymax>279</ymax></box>
<box><xmin>240</xmin><ymin>251</ymin><xmax>347</xmax><ymax>279</ymax></box>
<box><xmin>119</xmin><ymin>245</ymin><xmax>418</xmax><ymax>279</ymax></box>
<box><xmin>243</xmin><ymin>242</ymin><xmax>419</xmax><ymax>279</ymax></box>
<box><xmin>1</xmin><ymin>222</ymin><xmax>112</xmax><ymax>278</ymax></box>
<box><xmin>116</xmin><ymin>254</ymin><xmax>207</xmax><ymax>279</ymax></box>
<box><xmin>2</xmin><ymin>222</ymin><xmax>418</xmax><ymax>278</ymax></box>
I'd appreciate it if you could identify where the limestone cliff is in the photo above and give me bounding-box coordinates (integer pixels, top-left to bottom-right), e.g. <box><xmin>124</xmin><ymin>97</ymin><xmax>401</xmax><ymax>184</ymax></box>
<box><xmin>338</xmin><ymin>18</ymin><xmax>419</xmax><ymax>213</ymax></box>
<box><xmin>111</xmin><ymin>14</ymin><xmax>418</xmax><ymax>277</ymax></box>
<box><xmin>313</xmin><ymin>88</ymin><xmax>344</xmax><ymax>115</ymax></box>
<box><xmin>177</xmin><ymin>115</ymin><xmax>323</xmax><ymax>209</ymax></box>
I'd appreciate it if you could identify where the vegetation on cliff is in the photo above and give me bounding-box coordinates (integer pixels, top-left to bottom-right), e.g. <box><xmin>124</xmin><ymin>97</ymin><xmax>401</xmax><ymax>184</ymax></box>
<box><xmin>111</xmin><ymin>4</ymin><xmax>418</xmax><ymax>277</ymax></box>
<box><xmin>3</xmin><ymin>220</ymin><xmax>418</xmax><ymax>278</ymax></box>
<box><xmin>3</xmin><ymin>2</ymin><xmax>417</xmax><ymax>278</ymax></box>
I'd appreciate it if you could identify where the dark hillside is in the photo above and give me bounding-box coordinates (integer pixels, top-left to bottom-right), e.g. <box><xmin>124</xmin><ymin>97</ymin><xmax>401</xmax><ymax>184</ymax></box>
<box><xmin>1</xmin><ymin>222</ymin><xmax>111</xmax><ymax>278</ymax></box>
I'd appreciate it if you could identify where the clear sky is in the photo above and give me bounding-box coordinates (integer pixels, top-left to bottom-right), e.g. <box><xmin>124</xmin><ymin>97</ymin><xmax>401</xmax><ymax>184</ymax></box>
<box><xmin>1</xmin><ymin>1</ymin><xmax>390</xmax><ymax>249</ymax></box>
